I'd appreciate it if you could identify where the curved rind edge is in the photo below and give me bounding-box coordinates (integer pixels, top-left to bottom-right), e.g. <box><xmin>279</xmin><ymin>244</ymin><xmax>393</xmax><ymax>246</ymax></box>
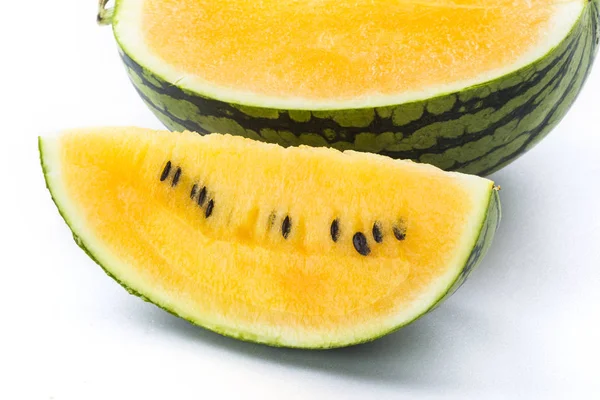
<box><xmin>356</xmin><ymin>187</ymin><xmax>502</xmax><ymax>346</ymax></box>
<box><xmin>113</xmin><ymin>1</ymin><xmax>598</xmax><ymax>176</ymax></box>
<box><xmin>40</xmin><ymin>137</ymin><xmax>498</xmax><ymax>349</ymax></box>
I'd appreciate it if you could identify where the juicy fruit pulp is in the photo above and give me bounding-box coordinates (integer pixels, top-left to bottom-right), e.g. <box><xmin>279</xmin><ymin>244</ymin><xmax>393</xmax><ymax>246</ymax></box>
<box><xmin>142</xmin><ymin>0</ymin><xmax>558</xmax><ymax>100</ymax></box>
<box><xmin>40</xmin><ymin>127</ymin><xmax>500</xmax><ymax>348</ymax></box>
<box><xmin>132</xmin><ymin>0</ymin><xmax>586</xmax><ymax>104</ymax></box>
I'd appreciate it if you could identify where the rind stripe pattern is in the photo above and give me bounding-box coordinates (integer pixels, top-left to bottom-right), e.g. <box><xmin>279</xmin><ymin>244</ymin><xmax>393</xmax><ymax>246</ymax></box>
<box><xmin>118</xmin><ymin>2</ymin><xmax>598</xmax><ymax>175</ymax></box>
<box><xmin>443</xmin><ymin>190</ymin><xmax>501</xmax><ymax>302</ymax></box>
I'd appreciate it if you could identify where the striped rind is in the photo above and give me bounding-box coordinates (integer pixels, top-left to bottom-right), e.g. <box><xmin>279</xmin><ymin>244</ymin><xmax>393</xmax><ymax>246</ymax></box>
<box><xmin>436</xmin><ymin>189</ymin><xmax>502</xmax><ymax>305</ymax></box>
<box><xmin>115</xmin><ymin>1</ymin><xmax>598</xmax><ymax>176</ymax></box>
<box><xmin>39</xmin><ymin>133</ymin><xmax>499</xmax><ymax>349</ymax></box>
<box><xmin>366</xmin><ymin>188</ymin><xmax>501</xmax><ymax>343</ymax></box>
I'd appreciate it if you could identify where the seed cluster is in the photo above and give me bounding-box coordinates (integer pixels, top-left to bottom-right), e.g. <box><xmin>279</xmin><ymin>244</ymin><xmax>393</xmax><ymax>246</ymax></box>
<box><xmin>331</xmin><ymin>218</ymin><xmax>407</xmax><ymax>257</ymax></box>
<box><xmin>193</xmin><ymin>185</ymin><xmax>213</xmax><ymax>217</ymax></box>
<box><xmin>159</xmin><ymin>160</ymin><xmax>408</xmax><ymax>256</ymax></box>
<box><xmin>160</xmin><ymin>160</ymin><xmax>215</xmax><ymax>219</ymax></box>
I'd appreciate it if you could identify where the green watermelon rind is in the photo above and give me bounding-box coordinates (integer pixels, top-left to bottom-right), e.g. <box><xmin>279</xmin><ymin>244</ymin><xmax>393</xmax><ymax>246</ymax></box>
<box><xmin>361</xmin><ymin>188</ymin><xmax>502</xmax><ymax>346</ymax></box>
<box><xmin>39</xmin><ymin>136</ymin><xmax>500</xmax><ymax>349</ymax></box>
<box><xmin>111</xmin><ymin>0</ymin><xmax>599</xmax><ymax>176</ymax></box>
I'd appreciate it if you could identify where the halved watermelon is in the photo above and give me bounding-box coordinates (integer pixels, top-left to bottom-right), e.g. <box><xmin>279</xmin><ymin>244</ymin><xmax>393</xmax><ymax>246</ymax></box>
<box><xmin>40</xmin><ymin>127</ymin><xmax>500</xmax><ymax>348</ymax></box>
<box><xmin>101</xmin><ymin>0</ymin><xmax>599</xmax><ymax>175</ymax></box>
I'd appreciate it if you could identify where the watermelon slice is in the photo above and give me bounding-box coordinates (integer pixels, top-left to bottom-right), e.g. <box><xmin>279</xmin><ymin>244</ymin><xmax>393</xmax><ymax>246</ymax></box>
<box><xmin>40</xmin><ymin>127</ymin><xmax>501</xmax><ymax>348</ymax></box>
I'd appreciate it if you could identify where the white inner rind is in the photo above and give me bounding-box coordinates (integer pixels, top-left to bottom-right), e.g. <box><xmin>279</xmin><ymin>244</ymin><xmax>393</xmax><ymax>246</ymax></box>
<box><xmin>41</xmin><ymin>133</ymin><xmax>494</xmax><ymax>348</ymax></box>
<box><xmin>113</xmin><ymin>0</ymin><xmax>584</xmax><ymax>109</ymax></box>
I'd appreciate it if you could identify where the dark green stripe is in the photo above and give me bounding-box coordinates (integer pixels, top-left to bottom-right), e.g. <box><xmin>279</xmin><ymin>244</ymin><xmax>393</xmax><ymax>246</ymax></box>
<box><xmin>132</xmin><ymin>83</ymin><xmax>208</xmax><ymax>132</ymax></box>
<box><xmin>476</xmin><ymin>7</ymin><xmax>598</xmax><ymax>175</ymax></box>
<box><xmin>454</xmin><ymin>24</ymin><xmax>591</xmax><ymax>173</ymax></box>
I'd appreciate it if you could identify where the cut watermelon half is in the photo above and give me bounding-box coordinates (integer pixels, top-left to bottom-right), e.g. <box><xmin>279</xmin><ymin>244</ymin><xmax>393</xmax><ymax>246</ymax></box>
<box><xmin>99</xmin><ymin>0</ymin><xmax>599</xmax><ymax>175</ymax></box>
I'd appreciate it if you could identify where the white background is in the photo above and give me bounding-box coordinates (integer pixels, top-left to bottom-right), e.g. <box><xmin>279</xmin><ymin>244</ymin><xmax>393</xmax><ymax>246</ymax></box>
<box><xmin>1</xmin><ymin>1</ymin><xmax>599</xmax><ymax>399</ymax></box>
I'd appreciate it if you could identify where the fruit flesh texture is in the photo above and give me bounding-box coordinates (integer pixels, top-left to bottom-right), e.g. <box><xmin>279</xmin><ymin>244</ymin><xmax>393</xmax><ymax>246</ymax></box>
<box><xmin>142</xmin><ymin>0</ymin><xmax>557</xmax><ymax>100</ymax></box>
<box><xmin>49</xmin><ymin>128</ymin><xmax>492</xmax><ymax>338</ymax></box>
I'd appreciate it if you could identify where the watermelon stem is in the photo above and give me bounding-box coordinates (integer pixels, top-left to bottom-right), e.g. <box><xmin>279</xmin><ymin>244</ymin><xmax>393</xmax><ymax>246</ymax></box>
<box><xmin>97</xmin><ymin>0</ymin><xmax>114</xmax><ymax>26</ymax></box>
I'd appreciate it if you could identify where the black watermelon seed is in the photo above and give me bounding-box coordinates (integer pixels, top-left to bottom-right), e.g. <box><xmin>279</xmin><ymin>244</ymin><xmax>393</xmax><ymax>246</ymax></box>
<box><xmin>198</xmin><ymin>186</ymin><xmax>207</xmax><ymax>206</ymax></box>
<box><xmin>190</xmin><ymin>184</ymin><xmax>198</xmax><ymax>199</ymax></box>
<box><xmin>205</xmin><ymin>199</ymin><xmax>214</xmax><ymax>218</ymax></box>
<box><xmin>330</xmin><ymin>219</ymin><xmax>340</xmax><ymax>242</ymax></box>
<box><xmin>372</xmin><ymin>222</ymin><xmax>383</xmax><ymax>243</ymax></box>
<box><xmin>171</xmin><ymin>167</ymin><xmax>182</xmax><ymax>187</ymax></box>
<box><xmin>393</xmin><ymin>224</ymin><xmax>407</xmax><ymax>241</ymax></box>
<box><xmin>282</xmin><ymin>216</ymin><xmax>291</xmax><ymax>239</ymax></box>
<box><xmin>160</xmin><ymin>161</ymin><xmax>171</xmax><ymax>182</ymax></box>
<box><xmin>353</xmin><ymin>232</ymin><xmax>370</xmax><ymax>256</ymax></box>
